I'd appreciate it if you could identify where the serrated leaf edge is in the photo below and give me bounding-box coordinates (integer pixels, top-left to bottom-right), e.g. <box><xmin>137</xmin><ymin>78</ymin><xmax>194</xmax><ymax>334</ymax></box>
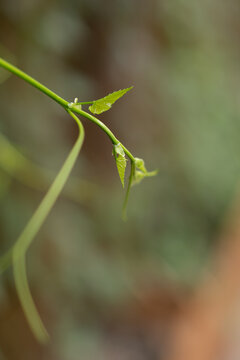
<box><xmin>88</xmin><ymin>86</ymin><xmax>133</xmax><ymax>115</ymax></box>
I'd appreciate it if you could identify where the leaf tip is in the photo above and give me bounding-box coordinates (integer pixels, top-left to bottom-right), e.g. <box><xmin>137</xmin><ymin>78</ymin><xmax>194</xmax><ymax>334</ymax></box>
<box><xmin>88</xmin><ymin>86</ymin><xmax>134</xmax><ymax>115</ymax></box>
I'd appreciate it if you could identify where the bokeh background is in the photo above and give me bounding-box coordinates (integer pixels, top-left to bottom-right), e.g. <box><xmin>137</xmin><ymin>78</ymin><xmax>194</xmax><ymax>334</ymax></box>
<box><xmin>1</xmin><ymin>0</ymin><xmax>240</xmax><ymax>359</ymax></box>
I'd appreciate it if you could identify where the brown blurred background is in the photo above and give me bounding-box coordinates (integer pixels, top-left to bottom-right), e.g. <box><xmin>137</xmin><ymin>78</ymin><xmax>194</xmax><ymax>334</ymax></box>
<box><xmin>1</xmin><ymin>0</ymin><xmax>240</xmax><ymax>359</ymax></box>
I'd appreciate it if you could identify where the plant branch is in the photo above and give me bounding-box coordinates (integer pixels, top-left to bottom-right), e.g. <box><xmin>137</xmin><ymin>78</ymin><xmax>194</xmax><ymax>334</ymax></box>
<box><xmin>0</xmin><ymin>58</ymin><xmax>69</xmax><ymax>107</ymax></box>
<box><xmin>0</xmin><ymin>57</ymin><xmax>141</xmax><ymax>342</ymax></box>
<box><xmin>0</xmin><ymin>57</ymin><xmax>135</xmax><ymax>162</ymax></box>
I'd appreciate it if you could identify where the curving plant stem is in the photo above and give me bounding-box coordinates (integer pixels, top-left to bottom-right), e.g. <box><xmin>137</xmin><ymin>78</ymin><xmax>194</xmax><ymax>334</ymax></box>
<box><xmin>0</xmin><ymin>57</ymin><xmax>137</xmax><ymax>342</ymax></box>
<box><xmin>0</xmin><ymin>57</ymin><xmax>135</xmax><ymax>160</ymax></box>
<box><xmin>122</xmin><ymin>160</ymin><xmax>135</xmax><ymax>221</ymax></box>
<box><xmin>12</xmin><ymin>111</ymin><xmax>84</xmax><ymax>342</ymax></box>
<box><xmin>0</xmin><ymin>57</ymin><xmax>69</xmax><ymax>107</ymax></box>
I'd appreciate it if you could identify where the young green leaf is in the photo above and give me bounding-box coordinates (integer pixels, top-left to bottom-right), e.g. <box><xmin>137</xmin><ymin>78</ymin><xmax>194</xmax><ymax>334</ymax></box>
<box><xmin>132</xmin><ymin>157</ymin><xmax>158</xmax><ymax>185</ymax></box>
<box><xmin>89</xmin><ymin>87</ymin><xmax>133</xmax><ymax>115</ymax></box>
<box><xmin>134</xmin><ymin>158</ymin><xmax>147</xmax><ymax>173</ymax></box>
<box><xmin>114</xmin><ymin>143</ymin><xmax>127</xmax><ymax>188</ymax></box>
<box><xmin>132</xmin><ymin>169</ymin><xmax>158</xmax><ymax>185</ymax></box>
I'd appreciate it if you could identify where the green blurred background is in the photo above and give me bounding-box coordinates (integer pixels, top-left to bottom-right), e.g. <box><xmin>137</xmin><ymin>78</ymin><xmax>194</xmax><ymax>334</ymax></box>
<box><xmin>1</xmin><ymin>0</ymin><xmax>240</xmax><ymax>359</ymax></box>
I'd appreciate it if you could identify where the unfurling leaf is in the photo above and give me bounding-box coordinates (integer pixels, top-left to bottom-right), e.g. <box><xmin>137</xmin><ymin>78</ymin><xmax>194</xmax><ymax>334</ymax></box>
<box><xmin>113</xmin><ymin>143</ymin><xmax>127</xmax><ymax>188</ymax></box>
<box><xmin>89</xmin><ymin>87</ymin><xmax>133</xmax><ymax>115</ymax></box>
<box><xmin>132</xmin><ymin>169</ymin><xmax>158</xmax><ymax>185</ymax></box>
<box><xmin>134</xmin><ymin>158</ymin><xmax>147</xmax><ymax>173</ymax></box>
<box><xmin>132</xmin><ymin>157</ymin><xmax>158</xmax><ymax>186</ymax></box>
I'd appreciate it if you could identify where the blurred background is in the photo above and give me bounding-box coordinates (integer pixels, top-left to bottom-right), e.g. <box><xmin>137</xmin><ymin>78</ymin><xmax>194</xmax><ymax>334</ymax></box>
<box><xmin>1</xmin><ymin>0</ymin><xmax>240</xmax><ymax>359</ymax></box>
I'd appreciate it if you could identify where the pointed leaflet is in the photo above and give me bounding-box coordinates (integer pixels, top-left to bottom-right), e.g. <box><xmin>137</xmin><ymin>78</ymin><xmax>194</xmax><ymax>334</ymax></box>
<box><xmin>114</xmin><ymin>143</ymin><xmax>127</xmax><ymax>188</ymax></box>
<box><xmin>89</xmin><ymin>87</ymin><xmax>133</xmax><ymax>115</ymax></box>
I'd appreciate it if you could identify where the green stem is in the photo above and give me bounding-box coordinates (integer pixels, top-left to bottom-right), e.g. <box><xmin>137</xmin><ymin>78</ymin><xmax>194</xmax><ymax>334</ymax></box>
<box><xmin>12</xmin><ymin>111</ymin><xmax>84</xmax><ymax>343</ymax></box>
<box><xmin>70</xmin><ymin>107</ymin><xmax>135</xmax><ymax>161</ymax></box>
<box><xmin>76</xmin><ymin>101</ymin><xmax>93</xmax><ymax>105</ymax></box>
<box><xmin>122</xmin><ymin>160</ymin><xmax>135</xmax><ymax>220</ymax></box>
<box><xmin>120</xmin><ymin>144</ymin><xmax>135</xmax><ymax>162</ymax></box>
<box><xmin>71</xmin><ymin>106</ymin><xmax>119</xmax><ymax>144</ymax></box>
<box><xmin>0</xmin><ymin>57</ymin><xmax>135</xmax><ymax>162</ymax></box>
<box><xmin>0</xmin><ymin>57</ymin><xmax>68</xmax><ymax>108</ymax></box>
<box><xmin>0</xmin><ymin>132</ymin><xmax>97</xmax><ymax>204</ymax></box>
<box><xmin>0</xmin><ymin>57</ymin><xmax>138</xmax><ymax>342</ymax></box>
<box><xmin>12</xmin><ymin>111</ymin><xmax>84</xmax><ymax>255</ymax></box>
